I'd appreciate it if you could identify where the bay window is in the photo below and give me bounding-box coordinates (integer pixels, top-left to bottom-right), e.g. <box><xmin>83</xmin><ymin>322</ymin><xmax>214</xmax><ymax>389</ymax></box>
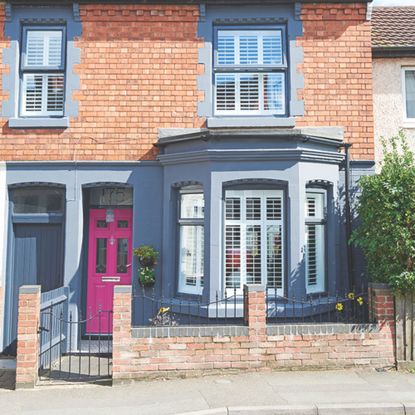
<box><xmin>178</xmin><ymin>190</ymin><xmax>205</xmax><ymax>295</ymax></box>
<box><xmin>214</xmin><ymin>27</ymin><xmax>287</xmax><ymax>116</ymax></box>
<box><xmin>224</xmin><ymin>190</ymin><xmax>284</xmax><ymax>293</ymax></box>
<box><xmin>305</xmin><ymin>190</ymin><xmax>326</xmax><ymax>294</ymax></box>
<box><xmin>20</xmin><ymin>27</ymin><xmax>66</xmax><ymax>117</ymax></box>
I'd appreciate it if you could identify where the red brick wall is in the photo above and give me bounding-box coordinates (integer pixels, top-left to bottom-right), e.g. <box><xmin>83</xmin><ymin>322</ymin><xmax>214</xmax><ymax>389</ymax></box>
<box><xmin>296</xmin><ymin>3</ymin><xmax>374</xmax><ymax>160</ymax></box>
<box><xmin>0</xmin><ymin>4</ymin><xmax>204</xmax><ymax>161</ymax></box>
<box><xmin>0</xmin><ymin>3</ymin><xmax>374</xmax><ymax>162</ymax></box>
<box><xmin>112</xmin><ymin>285</ymin><xmax>395</xmax><ymax>383</ymax></box>
<box><xmin>15</xmin><ymin>286</ymin><xmax>40</xmax><ymax>389</ymax></box>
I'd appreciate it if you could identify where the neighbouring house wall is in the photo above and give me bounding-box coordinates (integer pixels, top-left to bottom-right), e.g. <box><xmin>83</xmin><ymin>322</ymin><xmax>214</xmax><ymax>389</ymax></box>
<box><xmin>373</xmin><ymin>58</ymin><xmax>415</xmax><ymax>168</ymax></box>
<box><xmin>297</xmin><ymin>3</ymin><xmax>374</xmax><ymax>161</ymax></box>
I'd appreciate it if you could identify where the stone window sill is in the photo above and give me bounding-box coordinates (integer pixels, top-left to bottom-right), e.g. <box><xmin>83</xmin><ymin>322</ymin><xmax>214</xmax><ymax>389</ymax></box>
<box><xmin>207</xmin><ymin>116</ymin><xmax>295</xmax><ymax>129</ymax></box>
<box><xmin>401</xmin><ymin>121</ymin><xmax>415</xmax><ymax>129</ymax></box>
<box><xmin>9</xmin><ymin>117</ymin><xmax>69</xmax><ymax>129</ymax></box>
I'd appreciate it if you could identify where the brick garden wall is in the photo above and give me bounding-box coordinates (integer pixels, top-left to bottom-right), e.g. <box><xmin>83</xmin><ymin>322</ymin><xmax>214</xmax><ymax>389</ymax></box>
<box><xmin>112</xmin><ymin>285</ymin><xmax>395</xmax><ymax>383</ymax></box>
<box><xmin>296</xmin><ymin>3</ymin><xmax>374</xmax><ymax>160</ymax></box>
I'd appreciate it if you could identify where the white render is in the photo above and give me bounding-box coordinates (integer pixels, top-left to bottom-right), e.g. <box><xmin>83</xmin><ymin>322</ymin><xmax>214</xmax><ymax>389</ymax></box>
<box><xmin>373</xmin><ymin>58</ymin><xmax>415</xmax><ymax>169</ymax></box>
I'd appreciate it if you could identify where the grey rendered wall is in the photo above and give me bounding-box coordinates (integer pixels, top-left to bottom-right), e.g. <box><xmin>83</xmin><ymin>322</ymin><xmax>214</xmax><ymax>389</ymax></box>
<box><xmin>3</xmin><ymin>162</ymin><xmax>163</xmax><ymax>350</ymax></box>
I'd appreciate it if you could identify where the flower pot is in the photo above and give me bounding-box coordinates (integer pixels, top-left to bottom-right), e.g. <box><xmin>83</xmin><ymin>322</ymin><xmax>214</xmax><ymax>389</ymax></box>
<box><xmin>138</xmin><ymin>257</ymin><xmax>156</xmax><ymax>267</ymax></box>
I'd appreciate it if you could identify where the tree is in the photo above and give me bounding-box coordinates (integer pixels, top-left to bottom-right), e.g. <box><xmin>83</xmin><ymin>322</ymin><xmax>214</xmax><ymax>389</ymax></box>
<box><xmin>352</xmin><ymin>132</ymin><xmax>415</xmax><ymax>293</ymax></box>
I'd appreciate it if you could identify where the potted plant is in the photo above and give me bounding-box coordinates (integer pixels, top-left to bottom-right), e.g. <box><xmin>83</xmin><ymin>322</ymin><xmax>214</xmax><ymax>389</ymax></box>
<box><xmin>133</xmin><ymin>245</ymin><xmax>158</xmax><ymax>267</ymax></box>
<box><xmin>138</xmin><ymin>267</ymin><xmax>156</xmax><ymax>287</ymax></box>
<box><xmin>133</xmin><ymin>245</ymin><xmax>159</xmax><ymax>287</ymax></box>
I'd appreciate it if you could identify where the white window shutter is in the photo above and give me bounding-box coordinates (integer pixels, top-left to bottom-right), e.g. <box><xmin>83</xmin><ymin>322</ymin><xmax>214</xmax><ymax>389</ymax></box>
<box><xmin>26</xmin><ymin>30</ymin><xmax>63</xmax><ymax>67</ymax></box>
<box><xmin>224</xmin><ymin>190</ymin><xmax>284</xmax><ymax>293</ymax></box>
<box><xmin>22</xmin><ymin>74</ymin><xmax>43</xmax><ymax>114</ymax></box>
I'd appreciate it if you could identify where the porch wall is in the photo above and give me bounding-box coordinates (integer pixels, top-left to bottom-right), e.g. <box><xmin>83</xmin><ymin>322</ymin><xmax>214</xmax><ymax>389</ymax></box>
<box><xmin>112</xmin><ymin>285</ymin><xmax>395</xmax><ymax>383</ymax></box>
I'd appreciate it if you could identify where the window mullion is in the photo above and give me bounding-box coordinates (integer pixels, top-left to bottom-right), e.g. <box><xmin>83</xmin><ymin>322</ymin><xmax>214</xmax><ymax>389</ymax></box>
<box><xmin>261</xmin><ymin>195</ymin><xmax>267</xmax><ymax>287</ymax></box>
<box><xmin>41</xmin><ymin>74</ymin><xmax>48</xmax><ymax>115</ymax></box>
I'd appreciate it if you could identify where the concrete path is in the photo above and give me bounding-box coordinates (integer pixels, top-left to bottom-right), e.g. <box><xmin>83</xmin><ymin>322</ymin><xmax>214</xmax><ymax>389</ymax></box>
<box><xmin>0</xmin><ymin>370</ymin><xmax>414</xmax><ymax>414</ymax></box>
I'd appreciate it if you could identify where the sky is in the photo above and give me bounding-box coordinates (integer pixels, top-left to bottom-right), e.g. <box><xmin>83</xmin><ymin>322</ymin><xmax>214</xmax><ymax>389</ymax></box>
<box><xmin>372</xmin><ymin>0</ymin><xmax>415</xmax><ymax>5</ymax></box>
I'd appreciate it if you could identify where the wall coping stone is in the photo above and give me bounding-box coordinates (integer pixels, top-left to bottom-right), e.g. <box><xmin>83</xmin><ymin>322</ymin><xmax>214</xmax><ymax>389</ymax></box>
<box><xmin>132</xmin><ymin>325</ymin><xmax>249</xmax><ymax>338</ymax></box>
<box><xmin>244</xmin><ymin>284</ymin><xmax>265</xmax><ymax>292</ymax></box>
<box><xmin>114</xmin><ymin>285</ymin><xmax>132</xmax><ymax>294</ymax></box>
<box><xmin>369</xmin><ymin>282</ymin><xmax>392</xmax><ymax>290</ymax></box>
<box><xmin>266</xmin><ymin>323</ymin><xmax>380</xmax><ymax>336</ymax></box>
<box><xmin>19</xmin><ymin>286</ymin><xmax>41</xmax><ymax>295</ymax></box>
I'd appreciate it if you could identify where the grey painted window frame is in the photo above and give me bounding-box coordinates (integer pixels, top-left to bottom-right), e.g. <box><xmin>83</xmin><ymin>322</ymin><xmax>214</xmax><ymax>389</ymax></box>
<box><xmin>177</xmin><ymin>186</ymin><xmax>205</xmax><ymax>296</ymax></box>
<box><xmin>305</xmin><ymin>186</ymin><xmax>328</xmax><ymax>295</ymax></box>
<box><xmin>19</xmin><ymin>25</ymin><xmax>67</xmax><ymax>118</ymax></box>
<box><xmin>213</xmin><ymin>24</ymin><xmax>289</xmax><ymax>117</ymax></box>
<box><xmin>3</xmin><ymin>4</ymin><xmax>81</xmax><ymax>129</ymax></box>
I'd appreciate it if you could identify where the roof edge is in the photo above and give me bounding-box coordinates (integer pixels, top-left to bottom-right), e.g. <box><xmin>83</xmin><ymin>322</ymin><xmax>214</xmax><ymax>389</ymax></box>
<box><xmin>373</xmin><ymin>47</ymin><xmax>415</xmax><ymax>58</ymax></box>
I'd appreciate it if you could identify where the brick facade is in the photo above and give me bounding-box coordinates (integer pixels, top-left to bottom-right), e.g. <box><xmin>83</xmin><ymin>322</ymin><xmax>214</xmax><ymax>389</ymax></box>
<box><xmin>112</xmin><ymin>285</ymin><xmax>395</xmax><ymax>383</ymax></box>
<box><xmin>296</xmin><ymin>3</ymin><xmax>374</xmax><ymax>160</ymax></box>
<box><xmin>15</xmin><ymin>286</ymin><xmax>40</xmax><ymax>389</ymax></box>
<box><xmin>0</xmin><ymin>2</ymin><xmax>373</xmax><ymax>162</ymax></box>
<box><xmin>0</xmin><ymin>4</ymin><xmax>203</xmax><ymax>161</ymax></box>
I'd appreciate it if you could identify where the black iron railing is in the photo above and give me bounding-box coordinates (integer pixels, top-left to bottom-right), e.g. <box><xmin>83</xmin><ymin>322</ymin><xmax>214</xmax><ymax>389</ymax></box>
<box><xmin>266</xmin><ymin>287</ymin><xmax>370</xmax><ymax>324</ymax></box>
<box><xmin>38</xmin><ymin>305</ymin><xmax>113</xmax><ymax>382</ymax></box>
<box><xmin>132</xmin><ymin>286</ymin><xmax>244</xmax><ymax>327</ymax></box>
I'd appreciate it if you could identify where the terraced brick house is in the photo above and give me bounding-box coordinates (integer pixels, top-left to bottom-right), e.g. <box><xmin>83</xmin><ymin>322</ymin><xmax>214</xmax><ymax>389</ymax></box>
<box><xmin>0</xmin><ymin>0</ymin><xmax>374</xmax><ymax>355</ymax></box>
<box><xmin>372</xmin><ymin>6</ymin><xmax>415</xmax><ymax>167</ymax></box>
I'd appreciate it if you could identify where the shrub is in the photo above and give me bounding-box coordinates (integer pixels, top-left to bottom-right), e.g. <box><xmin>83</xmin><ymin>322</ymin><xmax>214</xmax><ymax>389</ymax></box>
<box><xmin>352</xmin><ymin>132</ymin><xmax>415</xmax><ymax>293</ymax></box>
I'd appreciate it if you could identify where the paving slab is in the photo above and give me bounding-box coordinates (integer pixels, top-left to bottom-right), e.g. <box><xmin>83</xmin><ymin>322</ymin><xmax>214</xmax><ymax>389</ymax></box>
<box><xmin>0</xmin><ymin>370</ymin><xmax>414</xmax><ymax>415</ymax></box>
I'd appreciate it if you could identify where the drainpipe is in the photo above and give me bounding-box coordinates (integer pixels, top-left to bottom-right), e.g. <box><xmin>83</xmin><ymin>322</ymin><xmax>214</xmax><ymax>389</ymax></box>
<box><xmin>340</xmin><ymin>143</ymin><xmax>354</xmax><ymax>290</ymax></box>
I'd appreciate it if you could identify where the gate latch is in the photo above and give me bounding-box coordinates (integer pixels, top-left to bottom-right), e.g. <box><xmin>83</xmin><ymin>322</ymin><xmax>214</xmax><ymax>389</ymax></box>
<box><xmin>37</xmin><ymin>326</ymin><xmax>49</xmax><ymax>334</ymax></box>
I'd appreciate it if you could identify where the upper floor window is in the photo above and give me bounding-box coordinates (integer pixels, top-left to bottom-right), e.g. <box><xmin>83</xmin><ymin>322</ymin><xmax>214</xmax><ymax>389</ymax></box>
<box><xmin>214</xmin><ymin>27</ymin><xmax>287</xmax><ymax>116</ymax></box>
<box><xmin>403</xmin><ymin>68</ymin><xmax>415</xmax><ymax>121</ymax></box>
<box><xmin>20</xmin><ymin>27</ymin><xmax>66</xmax><ymax>117</ymax></box>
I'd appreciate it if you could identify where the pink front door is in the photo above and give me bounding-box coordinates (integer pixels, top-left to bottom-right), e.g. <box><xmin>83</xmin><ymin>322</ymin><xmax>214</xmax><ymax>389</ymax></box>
<box><xmin>86</xmin><ymin>208</ymin><xmax>133</xmax><ymax>334</ymax></box>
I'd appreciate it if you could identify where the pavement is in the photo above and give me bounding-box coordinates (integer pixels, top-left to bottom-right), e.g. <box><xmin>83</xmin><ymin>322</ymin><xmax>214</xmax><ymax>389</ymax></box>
<box><xmin>0</xmin><ymin>369</ymin><xmax>415</xmax><ymax>414</ymax></box>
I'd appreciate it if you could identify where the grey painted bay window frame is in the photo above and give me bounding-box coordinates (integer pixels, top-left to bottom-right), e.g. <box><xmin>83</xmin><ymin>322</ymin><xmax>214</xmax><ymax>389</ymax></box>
<box><xmin>20</xmin><ymin>26</ymin><xmax>66</xmax><ymax>118</ymax></box>
<box><xmin>213</xmin><ymin>25</ymin><xmax>288</xmax><ymax>117</ymax></box>
<box><xmin>177</xmin><ymin>187</ymin><xmax>205</xmax><ymax>296</ymax></box>
<box><xmin>223</xmin><ymin>188</ymin><xmax>285</xmax><ymax>296</ymax></box>
<box><xmin>305</xmin><ymin>188</ymin><xmax>327</xmax><ymax>294</ymax></box>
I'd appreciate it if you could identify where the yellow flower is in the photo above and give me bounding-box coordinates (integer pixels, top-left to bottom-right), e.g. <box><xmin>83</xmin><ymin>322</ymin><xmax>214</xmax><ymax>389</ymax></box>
<box><xmin>356</xmin><ymin>297</ymin><xmax>364</xmax><ymax>306</ymax></box>
<box><xmin>335</xmin><ymin>302</ymin><xmax>344</xmax><ymax>312</ymax></box>
<box><xmin>347</xmin><ymin>292</ymin><xmax>355</xmax><ymax>300</ymax></box>
<box><xmin>159</xmin><ymin>307</ymin><xmax>170</xmax><ymax>314</ymax></box>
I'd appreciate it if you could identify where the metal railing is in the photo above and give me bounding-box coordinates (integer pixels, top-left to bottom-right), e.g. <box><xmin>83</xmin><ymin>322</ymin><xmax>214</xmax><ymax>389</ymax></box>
<box><xmin>132</xmin><ymin>286</ymin><xmax>244</xmax><ymax>327</ymax></box>
<box><xmin>38</xmin><ymin>308</ymin><xmax>113</xmax><ymax>382</ymax></box>
<box><xmin>266</xmin><ymin>287</ymin><xmax>370</xmax><ymax>324</ymax></box>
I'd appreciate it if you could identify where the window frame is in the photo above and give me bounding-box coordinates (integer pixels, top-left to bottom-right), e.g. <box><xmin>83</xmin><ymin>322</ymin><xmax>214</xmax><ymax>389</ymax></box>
<box><xmin>402</xmin><ymin>67</ymin><xmax>415</xmax><ymax>126</ymax></box>
<box><xmin>304</xmin><ymin>188</ymin><xmax>327</xmax><ymax>294</ymax></box>
<box><xmin>213</xmin><ymin>25</ymin><xmax>288</xmax><ymax>117</ymax></box>
<box><xmin>223</xmin><ymin>189</ymin><xmax>285</xmax><ymax>295</ymax></box>
<box><xmin>19</xmin><ymin>25</ymin><xmax>67</xmax><ymax>118</ymax></box>
<box><xmin>177</xmin><ymin>187</ymin><xmax>205</xmax><ymax>296</ymax></box>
